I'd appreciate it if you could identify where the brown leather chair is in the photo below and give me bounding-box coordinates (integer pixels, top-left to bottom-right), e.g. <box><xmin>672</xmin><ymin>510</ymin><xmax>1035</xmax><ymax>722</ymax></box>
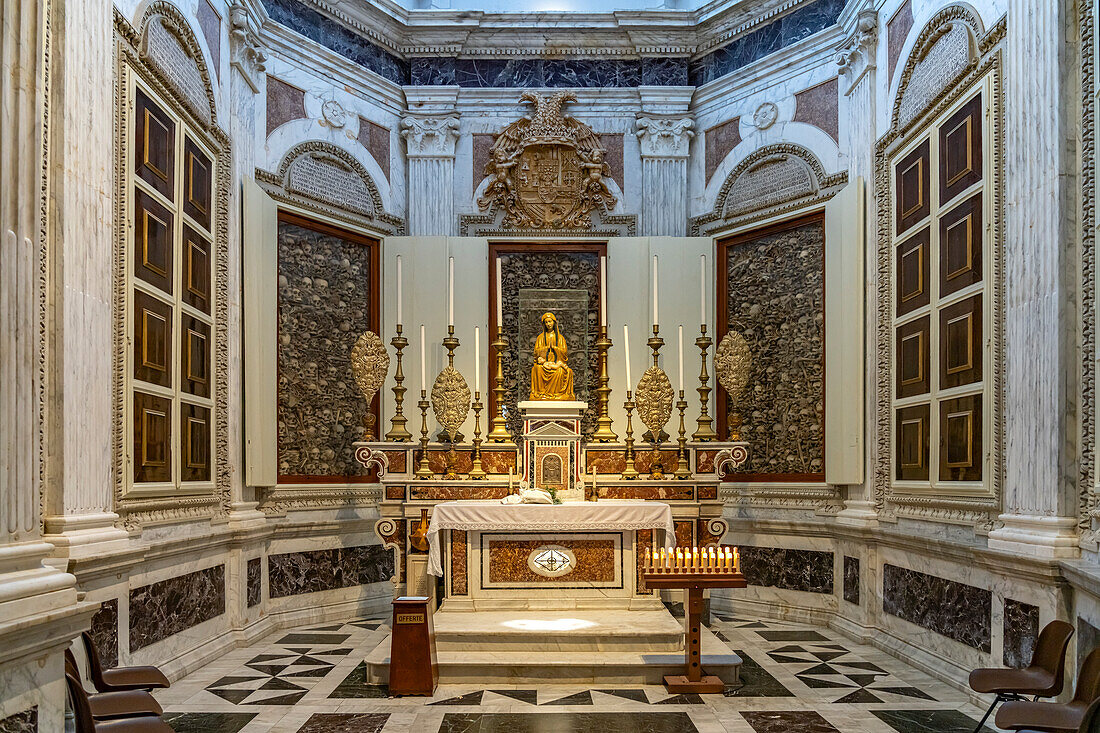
<box><xmin>66</xmin><ymin>670</ymin><xmax>173</xmax><ymax>733</ymax></box>
<box><xmin>996</xmin><ymin>647</ymin><xmax>1100</xmax><ymax>732</ymax></box>
<box><xmin>81</xmin><ymin>632</ymin><xmax>169</xmax><ymax>693</ymax></box>
<box><xmin>65</xmin><ymin>651</ymin><xmax>163</xmax><ymax>720</ymax></box>
<box><xmin>969</xmin><ymin>619</ymin><xmax>1075</xmax><ymax>731</ymax></box>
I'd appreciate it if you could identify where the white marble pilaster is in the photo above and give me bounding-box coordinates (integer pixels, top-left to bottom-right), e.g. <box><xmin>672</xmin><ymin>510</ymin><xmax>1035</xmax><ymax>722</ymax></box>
<box><xmin>402</xmin><ymin>88</ymin><xmax>460</xmax><ymax>236</ymax></box>
<box><xmin>988</xmin><ymin>0</ymin><xmax>1081</xmax><ymax>557</ymax></box>
<box><xmin>835</xmin><ymin>6</ymin><xmax>879</xmax><ymax>524</ymax></box>
<box><xmin>636</xmin><ymin>87</ymin><xmax>693</xmax><ymax>237</ymax></box>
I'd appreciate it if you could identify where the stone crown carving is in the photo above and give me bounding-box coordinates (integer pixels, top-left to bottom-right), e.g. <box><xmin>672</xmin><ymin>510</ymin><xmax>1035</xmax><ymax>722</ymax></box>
<box><xmin>636</xmin><ymin>116</ymin><xmax>695</xmax><ymax>158</ymax></box>
<box><xmin>477</xmin><ymin>91</ymin><xmax>617</xmax><ymax>231</ymax></box>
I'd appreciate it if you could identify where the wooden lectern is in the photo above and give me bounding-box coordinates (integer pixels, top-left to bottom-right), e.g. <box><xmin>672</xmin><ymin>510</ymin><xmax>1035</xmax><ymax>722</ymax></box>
<box><xmin>388</xmin><ymin>596</ymin><xmax>438</xmax><ymax>695</ymax></box>
<box><xmin>643</xmin><ymin>545</ymin><xmax>746</xmax><ymax>694</ymax></box>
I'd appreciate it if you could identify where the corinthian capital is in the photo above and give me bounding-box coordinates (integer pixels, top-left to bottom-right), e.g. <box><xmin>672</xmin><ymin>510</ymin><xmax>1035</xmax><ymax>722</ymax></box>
<box><xmin>635</xmin><ymin>115</ymin><xmax>695</xmax><ymax>159</ymax></box>
<box><xmin>401</xmin><ymin>114</ymin><xmax>461</xmax><ymax>158</ymax></box>
<box><xmin>228</xmin><ymin>0</ymin><xmax>266</xmax><ymax>93</ymax></box>
<box><xmin>835</xmin><ymin>9</ymin><xmax>878</xmax><ymax>88</ymax></box>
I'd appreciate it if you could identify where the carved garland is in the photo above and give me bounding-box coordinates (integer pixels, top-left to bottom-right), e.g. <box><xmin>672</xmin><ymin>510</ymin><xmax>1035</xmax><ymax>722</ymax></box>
<box><xmin>873</xmin><ymin>8</ymin><xmax>1006</xmax><ymax>530</ymax></box>
<box><xmin>690</xmin><ymin>143</ymin><xmax>848</xmax><ymax>236</ymax></box>
<box><xmin>112</xmin><ymin>7</ymin><xmax>232</xmax><ymax>529</ymax></box>
<box><xmin>256</xmin><ymin>140</ymin><xmax>404</xmax><ymax>236</ymax></box>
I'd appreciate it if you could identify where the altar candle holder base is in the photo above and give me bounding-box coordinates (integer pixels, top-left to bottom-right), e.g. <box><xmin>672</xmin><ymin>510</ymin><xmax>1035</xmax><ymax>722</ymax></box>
<box><xmin>648</xmin><ymin>445</ymin><xmax>665</xmax><ymax>480</ymax></box>
<box><xmin>442</xmin><ymin>445</ymin><xmax>459</xmax><ymax>480</ymax></box>
<box><xmin>487</xmin><ymin>330</ymin><xmax>514</xmax><ymax>445</ymax></box>
<box><xmin>674</xmin><ymin>391</ymin><xmax>691</xmax><ymax>479</ymax></box>
<box><xmin>386</xmin><ymin>325</ymin><xmax>413</xmax><ymax>442</ymax></box>
<box><xmin>692</xmin><ymin>325</ymin><xmax>718</xmax><ymax>442</ymax></box>
<box><xmin>622</xmin><ymin>392</ymin><xmax>639</xmax><ymax>480</ymax></box>
<box><xmin>469</xmin><ymin>393</ymin><xmax>487</xmax><ymax>480</ymax></box>
<box><xmin>415</xmin><ymin>391</ymin><xmax>432</xmax><ymax>480</ymax></box>
<box><xmin>643</xmin><ymin>551</ymin><xmax>746</xmax><ymax>694</ymax></box>
<box><xmin>592</xmin><ymin>327</ymin><xmax>617</xmax><ymax>442</ymax></box>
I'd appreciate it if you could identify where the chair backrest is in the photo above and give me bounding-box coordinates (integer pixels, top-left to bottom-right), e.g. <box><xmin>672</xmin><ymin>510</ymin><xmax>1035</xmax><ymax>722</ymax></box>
<box><xmin>81</xmin><ymin>630</ymin><xmax>107</xmax><ymax>689</ymax></box>
<box><xmin>1081</xmin><ymin>696</ymin><xmax>1100</xmax><ymax>732</ymax></box>
<box><xmin>1032</xmin><ymin>620</ymin><xmax>1076</xmax><ymax>695</ymax></box>
<box><xmin>65</xmin><ymin>668</ymin><xmax>95</xmax><ymax>733</ymax></box>
<box><xmin>1075</xmin><ymin>648</ymin><xmax>1100</xmax><ymax>705</ymax></box>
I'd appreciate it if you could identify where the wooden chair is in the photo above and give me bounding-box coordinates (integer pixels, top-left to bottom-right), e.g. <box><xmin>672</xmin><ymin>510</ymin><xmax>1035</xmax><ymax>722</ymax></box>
<box><xmin>66</xmin><ymin>670</ymin><xmax>173</xmax><ymax>733</ymax></box>
<box><xmin>81</xmin><ymin>632</ymin><xmax>169</xmax><ymax>693</ymax></box>
<box><xmin>996</xmin><ymin>647</ymin><xmax>1100</xmax><ymax>732</ymax></box>
<box><xmin>969</xmin><ymin>619</ymin><xmax>1075</xmax><ymax>731</ymax></box>
<box><xmin>65</xmin><ymin>650</ymin><xmax>163</xmax><ymax>720</ymax></box>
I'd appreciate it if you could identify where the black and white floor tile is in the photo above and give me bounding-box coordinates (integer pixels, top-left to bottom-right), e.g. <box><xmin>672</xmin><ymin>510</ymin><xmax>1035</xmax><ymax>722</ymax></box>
<box><xmin>156</xmin><ymin>614</ymin><xmax>999</xmax><ymax>732</ymax></box>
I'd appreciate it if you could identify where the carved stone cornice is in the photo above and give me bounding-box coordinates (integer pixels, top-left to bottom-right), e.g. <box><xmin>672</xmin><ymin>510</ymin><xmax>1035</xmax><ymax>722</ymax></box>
<box><xmin>835</xmin><ymin>9</ymin><xmax>877</xmax><ymax>94</ymax></box>
<box><xmin>229</xmin><ymin>0</ymin><xmax>266</xmax><ymax>94</ymax></box>
<box><xmin>401</xmin><ymin>113</ymin><xmax>461</xmax><ymax>158</ymax></box>
<box><xmin>635</xmin><ymin>115</ymin><xmax>695</xmax><ymax>159</ymax></box>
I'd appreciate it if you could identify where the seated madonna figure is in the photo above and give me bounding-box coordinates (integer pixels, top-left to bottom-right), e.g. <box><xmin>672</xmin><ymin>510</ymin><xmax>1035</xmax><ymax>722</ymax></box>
<box><xmin>530</xmin><ymin>311</ymin><xmax>576</xmax><ymax>401</ymax></box>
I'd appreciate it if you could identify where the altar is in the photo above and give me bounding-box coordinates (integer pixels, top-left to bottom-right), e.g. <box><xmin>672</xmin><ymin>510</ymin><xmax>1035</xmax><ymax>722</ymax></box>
<box><xmin>425</xmin><ymin>499</ymin><xmax>675</xmax><ymax>611</ymax></box>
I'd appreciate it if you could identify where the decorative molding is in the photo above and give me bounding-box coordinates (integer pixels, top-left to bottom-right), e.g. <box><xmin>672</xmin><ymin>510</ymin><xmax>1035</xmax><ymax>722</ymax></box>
<box><xmin>691</xmin><ymin>143</ymin><xmax>847</xmax><ymax>236</ymax></box>
<box><xmin>718</xmin><ymin>484</ymin><xmax>844</xmax><ymax>515</ymax></box>
<box><xmin>256</xmin><ymin>140</ymin><xmax>404</xmax><ymax>235</ymax></box>
<box><xmin>835</xmin><ymin>8</ymin><xmax>878</xmax><ymax>94</ymax></box>
<box><xmin>258</xmin><ymin>485</ymin><xmax>384</xmax><ymax>516</ymax></box>
<box><xmin>1080</xmin><ymin>0</ymin><xmax>1097</xmax><ymax>545</ymax></box>
<box><xmin>112</xmin><ymin>9</ymin><xmax>232</xmax><ymax>530</ymax></box>
<box><xmin>635</xmin><ymin>115</ymin><xmax>695</xmax><ymax>158</ymax></box>
<box><xmin>872</xmin><ymin>9</ymin><xmax>1006</xmax><ymax>532</ymax></box>
<box><xmin>353</xmin><ymin>445</ymin><xmax>389</xmax><ymax>478</ymax></box>
<box><xmin>228</xmin><ymin>0</ymin><xmax>266</xmax><ymax>93</ymax></box>
<box><xmin>321</xmin><ymin>98</ymin><xmax>347</xmax><ymax>128</ymax></box>
<box><xmin>401</xmin><ymin>113</ymin><xmax>460</xmax><ymax>157</ymax></box>
<box><xmin>373</xmin><ymin>516</ymin><xmax>403</xmax><ymax>587</ymax></box>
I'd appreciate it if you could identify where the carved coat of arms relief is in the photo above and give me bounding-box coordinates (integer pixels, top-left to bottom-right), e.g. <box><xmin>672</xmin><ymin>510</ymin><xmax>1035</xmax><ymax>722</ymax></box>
<box><xmin>478</xmin><ymin>91</ymin><xmax>617</xmax><ymax>230</ymax></box>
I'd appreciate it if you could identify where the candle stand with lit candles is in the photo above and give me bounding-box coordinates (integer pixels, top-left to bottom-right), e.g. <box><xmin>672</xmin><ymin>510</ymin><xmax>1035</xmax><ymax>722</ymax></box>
<box><xmin>643</xmin><ymin>545</ymin><xmax>746</xmax><ymax>693</ymax></box>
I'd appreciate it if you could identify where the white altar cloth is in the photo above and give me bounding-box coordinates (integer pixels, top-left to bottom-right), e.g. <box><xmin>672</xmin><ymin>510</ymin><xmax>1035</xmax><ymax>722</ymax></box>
<box><xmin>426</xmin><ymin>500</ymin><xmax>676</xmax><ymax>576</ymax></box>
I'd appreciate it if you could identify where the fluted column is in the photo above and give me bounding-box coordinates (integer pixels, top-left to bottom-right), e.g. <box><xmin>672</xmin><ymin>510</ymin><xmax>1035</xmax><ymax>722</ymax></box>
<box><xmin>40</xmin><ymin>0</ymin><xmax>129</xmax><ymax>553</ymax></box>
<box><xmin>636</xmin><ymin>115</ymin><xmax>694</xmax><ymax>236</ymax></box>
<box><xmin>401</xmin><ymin>91</ymin><xmax>460</xmax><ymax>236</ymax></box>
<box><xmin>988</xmin><ymin>0</ymin><xmax>1080</xmax><ymax>557</ymax></box>
<box><xmin>834</xmin><ymin>7</ymin><xmax>879</xmax><ymax>524</ymax></box>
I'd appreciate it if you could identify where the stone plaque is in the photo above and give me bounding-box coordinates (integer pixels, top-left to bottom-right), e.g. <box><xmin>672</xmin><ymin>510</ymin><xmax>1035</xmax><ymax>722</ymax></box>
<box><xmin>142</xmin><ymin>17</ymin><xmax>210</xmax><ymax>125</ymax></box>
<box><xmin>725</xmin><ymin>157</ymin><xmax>814</xmax><ymax>217</ymax></box>
<box><xmin>898</xmin><ymin>23</ymin><xmax>971</xmax><ymax>128</ymax></box>
<box><xmin>287</xmin><ymin>154</ymin><xmax>374</xmax><ymax>217</ymax></box>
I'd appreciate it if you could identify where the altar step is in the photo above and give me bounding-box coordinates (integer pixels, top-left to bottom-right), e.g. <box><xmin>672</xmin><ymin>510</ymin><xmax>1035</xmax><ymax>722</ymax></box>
<box><xmin>433</xmin><ymin>609</ymin><xmax>685</xmax><ymax>652</ymax></box>
<box><xmin>364</xmin><ymin>609</ymin><xmax>741</xmax><ymax>685</ymax></box>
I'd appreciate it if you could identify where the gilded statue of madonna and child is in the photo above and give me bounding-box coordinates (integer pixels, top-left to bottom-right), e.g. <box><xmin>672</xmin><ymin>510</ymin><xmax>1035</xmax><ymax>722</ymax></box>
<box><xmin>529</xmin><ymin>311</ymin><xmax>575</xmax><ymax>401</ymax></box>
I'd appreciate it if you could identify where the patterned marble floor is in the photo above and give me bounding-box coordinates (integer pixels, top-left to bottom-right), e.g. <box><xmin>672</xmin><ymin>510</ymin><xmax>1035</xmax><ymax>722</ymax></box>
<box><xmin>155</xmin><ymin>611</ymin><xmax>1000</xmax><ymax>733</ymax></box>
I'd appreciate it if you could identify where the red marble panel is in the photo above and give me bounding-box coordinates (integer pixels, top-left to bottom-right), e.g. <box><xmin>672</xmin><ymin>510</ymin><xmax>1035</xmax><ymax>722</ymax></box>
<box><xmin>597</xmin><ymin>484</ymin><xmax>694</xmax><ymax>501</ymax></box>
<box><xmin>480</xmin><ymin>449</ymin><xmax>518</xmax><ymax>474</ymax></box>
<box><xmin>888</xmin><ymin>0</ymin><xmax>914</xmax><ymax>82</ymax></box>
<box><xmin>674</xmin><ymin>520</ymin><xmax>695</xmax><ymax>550</ymax></box>
<box><xmin>698</xmin><ymin>519</ymin><xmax>724</xmax><ymax>547</ymax></box>
<box><xmin>587</xmin><ymin>450</ymin><xmax>626</xmax><ymax>474</ymax></box>
<box><xmin>383</xmin><ymin>450</ymin><xmax>407</xmax><ymax>473</ymax></box>
<box><xmin>793</xmin><ymin>78</ymin><xmax>839</xmax><ymax>143</ymax></box>
<box><xmin>636</xmin><ymin>528</ymin><xmax>653</xmax><ymax>595</ymax></box>
<box><xmin>427</xmin><ymin>449</ymin><xmax>473</xmax><ymax>474</ymax></box>
<box><xmin>451</xmin><ymin>530</ymin><xmax>467</xmax><ymax>595</ymax></box>
<box><xmin>696</xmin><ymin>449</ymin><xmax>717</xmax><ymax>474</ymax></box>
<box><xmin>697</xmin><ymin>485</ymin><xmax>717</xmax><ymax>500</ymax></box>
<box><xmin>266</xmin><ymin>76</ymin><xmax>306</xmax><ymax>137</ymax></box>
<box><xmin>409</xmin><ymin>484</ymin><xmax>512</xmax><ymax>501</ymax></box>
<box><xmin>705</xmin><ymin>117</ymin><xmax>741</xmax><ymax>184</ymax></box>
<box><xmin>385</xmin><ymin>484</ymin><xmax>405</xmax><ymax>500</ymax></box>
<box><xmin>599</xmin><ymin>133</ymin><xmax>624</xmax><ymax>188</ymax></box>
<box><xmin>634</xmin><ymin>450</ymin><xmax>680</xmax><ymax>475</ymax></box>
<box><xmin>472</xmin><ymin>133</ymin><xmax>496</xmax><ymax>193</ymax></box>
<box><xmin>486</xmin><ymin>539</ymin><xmax>615</xmax><ymax>583</ymax></box>
<box><xmin>358</xmin><ymin>118</ymin><xmax>390</xmax><ymax>180</ymax></box>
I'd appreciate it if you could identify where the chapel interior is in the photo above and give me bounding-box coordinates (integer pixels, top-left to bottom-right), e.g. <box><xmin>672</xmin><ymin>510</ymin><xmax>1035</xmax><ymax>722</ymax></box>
<box><xmin>1</xmin><ymin>0</ymin><xmax>1093</xmax><ymax>731</ymax></box>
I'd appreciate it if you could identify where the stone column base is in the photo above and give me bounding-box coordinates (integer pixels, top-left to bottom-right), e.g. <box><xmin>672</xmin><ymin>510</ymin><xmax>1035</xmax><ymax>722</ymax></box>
<box><xmin>987</xmin><ymin>514</ymin><xmax>1080</xmax><ymax>559</ymax></box>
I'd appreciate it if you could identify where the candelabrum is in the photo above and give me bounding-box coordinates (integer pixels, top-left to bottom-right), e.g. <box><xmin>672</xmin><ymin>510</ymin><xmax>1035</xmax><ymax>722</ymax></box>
<box><xmin>692</xmin><ymin>325</ymin><xmax>718</xmax><ymax>441</ymax></box>
<box><xmin>622</xmin><ymin>391</ymin><xmax>639</xmax><ymax>480</ymax></box>
<box><xmin>644</xmin><ymin>325</ymin><xmax>669</xmax><ymax>443</ymax></box>
<box><xmin>436</xmin><ymin>325</ymin><xmax>465</xmax><ymax>476</ymax></box>
<box><xmin>487</xmin><ymin>328</ymin><xmax>514</xmax><ymax>444</ymax></box>
<box><xmin>592</xmin><ymin>326</ymin><xmax>617</xmax><ymax>442</ymax></box>
<box><xmin>674</xmin><ymin>390</ymin><xmax>691</xmax><ymax>479</ymax></box>
<box><xmin>469</xmin><ymin>392</ymin><xmax>487</xmax><ymax>480</ymax></box>
<box><xmin>414</xmin><ymin>390</ymin><xmax>432</xmax><ymax>479</ymax></box>
<box><xmin>385</xmin><ymin>325</ymin><xmax>413</xmax><ymax>442</ymax></box>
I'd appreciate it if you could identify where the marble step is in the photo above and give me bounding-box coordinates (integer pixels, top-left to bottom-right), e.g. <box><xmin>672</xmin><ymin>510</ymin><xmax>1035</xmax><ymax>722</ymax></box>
<box><xmin>364</xmin><ymin>625</ymin><xmax>741</xmax><ymax>685</ymax></box>
<box><xmin>432</xmin><ymin>609</ymin><xmax>685</xmax><ymax>652</ymax></box>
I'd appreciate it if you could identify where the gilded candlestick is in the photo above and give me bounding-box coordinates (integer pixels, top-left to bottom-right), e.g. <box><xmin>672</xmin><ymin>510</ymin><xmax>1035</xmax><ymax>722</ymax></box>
<box><xmin>442</xmin><ymin>324</ymin><xmax>460</xmax><ymax>368</ymax></box>
<box><xmin>487</xmin><ymin>328</ymin><xmax>514</xmax><ymax>444</ymax></box>
<box><xmin>385</xmin><ymin>325</ymin><xmax>413</xmax><ymax>442</ymax></box>
<box><xmin>647</xmin><ymin>324</ymin><xmax>664</xmax><ymax>368</ymax></box>
<box><xmin>415</xmin><ymin>390</ymin><xmax>432</xmax><ymax>479</ymax></box>
<box><xmin>692</xmin><ymin>325</ymin><xmax>718</xmax><ymax>441</ymax></box>
<box><xmin>469</xmin><ymin>391</ymin><xmax>487</xmax><ymax>480</ymax></box>
<box><xmin>622</xmin><ymin>391</ymin><xmax>639</xmax><ymax>480</ymax></box>
<box><xmin>642</xmin><ymin>324</ymin><xmax>669</xmax><ymax>444</ymax></box>
<box><xmin>592</xmin><ymin>326</ymin><xmax>617</xmax><ymax>442</ymax></box>
<box><xmin>674</xmin><ymin>390</ymin><xmax>691</xmax><ymax>479</ymax></box>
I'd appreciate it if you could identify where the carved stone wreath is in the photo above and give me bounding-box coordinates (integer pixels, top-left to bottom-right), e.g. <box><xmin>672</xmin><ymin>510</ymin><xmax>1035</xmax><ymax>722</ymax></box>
<box><xmin>350</xmin><ymin>331</ymin><xmax>389</xmax><ymax>404</ymax></box>
<box><xmin>432</xmin><ymin>366</ymin><xmax>471</xmax><ymax>442</ymax></box>
<box><xmin>635</xmin><ymin>366</ymin><xmax>674</xmax><ymax>441</ymax></box>
<box><xmin>715</xmin><ymin>331</ymin><xmax>752</xmax><ymax>403</ymax></box>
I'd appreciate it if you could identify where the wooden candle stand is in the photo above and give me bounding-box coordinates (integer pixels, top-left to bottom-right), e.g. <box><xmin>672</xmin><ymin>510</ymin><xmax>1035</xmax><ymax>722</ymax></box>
<box><xmin>643</xmin><ymin>546</ymin><xmax>746</xmax><ymax>694</ymax></box>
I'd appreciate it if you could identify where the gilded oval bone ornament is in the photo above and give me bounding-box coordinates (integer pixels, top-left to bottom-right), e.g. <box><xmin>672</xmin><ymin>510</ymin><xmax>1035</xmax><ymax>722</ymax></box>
<box><xmin>478</xmin><ymin>91</ymin><xmax>617</xmax><ymax>230</ymax></box>
<box><xmin>431</xmin><ymin>366</ymin><xmax>471</xmax><ymax>443</ymax></box>
<box><xmin>715</xmin><ymin>331</ymin><xmax>752</xmax><ymax>439</ymax></box>
<box><xmin>635</xmin><ymin>366</ymin><xmax>674</xmax><ymax>440</ymax></box>
<box><xmin>350</xmin><ymin>331</ymin><xmax>390</xmax><ymax>439</ymax></box>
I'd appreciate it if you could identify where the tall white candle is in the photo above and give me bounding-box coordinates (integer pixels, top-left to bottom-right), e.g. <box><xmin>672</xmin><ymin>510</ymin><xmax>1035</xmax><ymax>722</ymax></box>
<box><xmin>623</xmin><ymin>324</ymin><xmax>632</xmax><ymax>389</ymax></box>
<box><xmin>396</xmin><ymin>255</ymin><xmax>403</xmax><ymax>326</ymax></box>
<box><xmin>699</xmin><ymin>254</ymin><xmax>706</xmax><ymax>326</ymax></box>
<box><xmin>495</xmin><ymin>258</ymin><xmax>503</xmax><ymax>329</ymax></box>
<box><xmin>475</xmin><ymin>326</ymin><xmax>481</xmax><ymax>394</ymax></box>
<box><xmin>600</xmin><ymin>255</ymin><xmax>607</xmax><ymax>327</ymax></box>
<box><xmin>420</xmin><ymin>324</ymin><xmax>426</xmax><ymax>393</ymax></box>
<box><xmin>678</xmin><ymin>325</ymin><xmax>684</xmax><ymax>393</ymax></box>
<box><xmin>652</xmin><ymin>255</ymin><xmax>659</xmax><ymax>326</ymax></box>
<box><xmin>448</xmin><ymin>256</ymin><xmax>455</xmax><ymax>327</ymax></box>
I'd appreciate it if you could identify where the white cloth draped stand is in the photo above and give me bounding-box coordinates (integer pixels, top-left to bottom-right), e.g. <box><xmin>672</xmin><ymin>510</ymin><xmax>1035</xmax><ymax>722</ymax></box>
<box><xmin>425</xmin><ymin>499</ymin><xmax>677</xmax><ymax>576</ymax></box>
